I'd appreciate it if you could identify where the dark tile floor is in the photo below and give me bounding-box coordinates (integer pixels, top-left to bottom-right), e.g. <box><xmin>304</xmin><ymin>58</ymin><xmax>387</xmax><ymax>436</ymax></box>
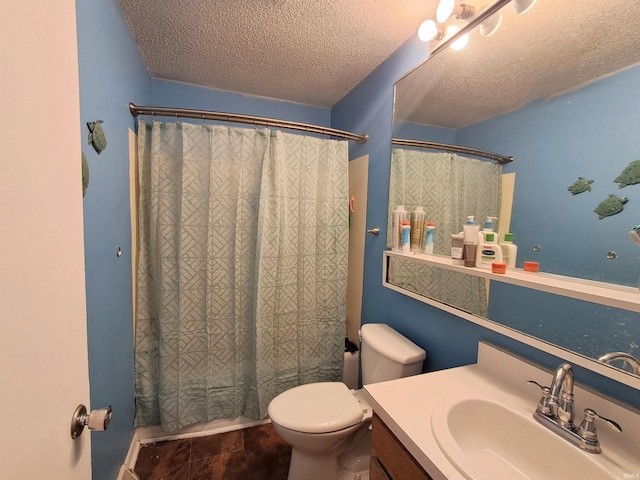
<box><xmin>134</xmin><ymin>423</ymin><xmax>291</xmax><ymax>480</ymax></box>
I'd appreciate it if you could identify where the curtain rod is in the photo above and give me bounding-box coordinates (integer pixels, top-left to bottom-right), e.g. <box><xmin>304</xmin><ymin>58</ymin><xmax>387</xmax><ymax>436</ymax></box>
<box><xmin>129</xmin><ymin>103</ymin><xmax>368</xmax><ymax>144</ymax></box>
<box><xmin>392</xmin><ymin>138</ymin><xmax>513</xmax><ymax>165</ymax></box>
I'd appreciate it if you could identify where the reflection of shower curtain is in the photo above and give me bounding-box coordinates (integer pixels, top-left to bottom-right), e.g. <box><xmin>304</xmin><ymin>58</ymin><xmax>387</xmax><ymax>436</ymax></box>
<box><xmin>387</xmin><ymin>149</ymin><xmax>502</xmax><ymax>316</ymax></box>
<box><xmin>134</xmin><ymin>120</ymin><xmax>348</xmax><ymax>431</ymax></box>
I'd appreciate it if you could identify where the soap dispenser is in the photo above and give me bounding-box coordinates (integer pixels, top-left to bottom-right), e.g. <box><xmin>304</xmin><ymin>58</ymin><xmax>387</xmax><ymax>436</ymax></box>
<box><xmin>479</xmin><ymin>216</ymin><xmax>498</xmax><ymax>243</ymax></box>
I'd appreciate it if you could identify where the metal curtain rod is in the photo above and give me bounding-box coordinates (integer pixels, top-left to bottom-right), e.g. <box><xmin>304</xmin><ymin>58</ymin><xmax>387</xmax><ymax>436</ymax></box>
<box><xmin>129</xmin><ymin>103</ymin><xmax>368</xmax><ymax>144</ymax></box>
<box><xmin>392</xmin><ymin>138</ymin><xmax>514</xmax><ymax>165</ymax></box>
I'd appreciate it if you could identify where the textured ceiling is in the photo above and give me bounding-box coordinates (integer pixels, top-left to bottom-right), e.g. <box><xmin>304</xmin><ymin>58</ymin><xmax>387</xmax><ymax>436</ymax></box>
<box><xmin>118</xmin><ymin>0</ymin><xmax>640</xmax><ymax>121</ymax></box>
<box><xmin>395</xmin><ymin>0</ymin><xmax>640</xmax><ymax>128</ymax></box>
<box><xmin>117</xmin><ymin>0</ymin><xmax>437</xmax><ymax>107</ymax></box>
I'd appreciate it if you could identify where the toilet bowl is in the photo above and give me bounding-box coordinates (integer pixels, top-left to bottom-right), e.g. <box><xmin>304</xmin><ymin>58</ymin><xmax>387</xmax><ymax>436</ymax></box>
<box><xmin>268</xmin><ymin>323</ymin><xmax>426</xmax><ymax>480</ymax></box>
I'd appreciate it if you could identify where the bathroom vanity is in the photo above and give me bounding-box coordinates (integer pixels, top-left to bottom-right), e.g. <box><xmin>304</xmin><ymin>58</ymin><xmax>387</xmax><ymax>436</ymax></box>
<box><xmin>364</xmin><ymin>342</ymin><xmax>640</xmax><ymax>480</ymax></box>
<box><xmin>370</xmin><ymin>413</ymin><xmax>432</xmax><ymax>480</ymax></box>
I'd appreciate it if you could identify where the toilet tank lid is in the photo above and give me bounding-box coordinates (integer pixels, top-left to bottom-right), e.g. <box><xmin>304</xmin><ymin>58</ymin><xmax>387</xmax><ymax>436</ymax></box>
<box><xmin>361</xmin><ymin>323</ymin><xmax>426</xmax><ymax>364</ymax></box>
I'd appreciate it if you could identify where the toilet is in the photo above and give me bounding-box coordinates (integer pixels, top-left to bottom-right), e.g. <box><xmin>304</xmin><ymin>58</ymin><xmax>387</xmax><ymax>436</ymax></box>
<box><xmin>268</xmin><ymin>323</ymin><xmax>426</xmax><ymax>480</ymax></box>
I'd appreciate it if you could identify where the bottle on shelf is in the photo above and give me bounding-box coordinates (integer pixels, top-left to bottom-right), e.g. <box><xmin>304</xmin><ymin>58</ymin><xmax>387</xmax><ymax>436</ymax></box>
<box><xmin>423</xmin><ymin>221</ymin><xmax>436</xmax><ymax>254</ymax></box>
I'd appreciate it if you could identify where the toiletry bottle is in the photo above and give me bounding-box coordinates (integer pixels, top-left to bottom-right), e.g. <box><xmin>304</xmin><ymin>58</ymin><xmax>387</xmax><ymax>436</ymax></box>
<box><xmin>499</xmin><ymin>232</ymin><xmax>518</xmax><ymax>268</ymax></box>
<box><xmin>476</xmin><ymin>232</ymin><xmax>503</xmax><ymax>268</ymax></box>
<box><xmin>451</xmin><ymin>232</ymin><xmax>464</xmax><ymax>265</ymax></box>
<box><xmin>410</xmin><ymin>207</ymin><xmax>426</xmax><ymax>252</ymax></box>
<box><xmin>463</xmin><ymin>216</ymin><xmax>479</xmax><ymax>267</ymax></box>
<box><xmin>423</xmin><ymin>221</ymin><xmax>436</xmax><ymax>254</ymax></box>
<box><xmin>391</xmin><ymin>205</ymin><xmax>407</xmax><ymax>252</ymax></box>
<box><xmin>479</xmin><ymin>216</ymin><xmax>498</xmax><ymax>243</ymax></box>
<box><xmin>401</xmin><ymin>220</ymin><xmax>411</xmax><ymax>254</ymax></box>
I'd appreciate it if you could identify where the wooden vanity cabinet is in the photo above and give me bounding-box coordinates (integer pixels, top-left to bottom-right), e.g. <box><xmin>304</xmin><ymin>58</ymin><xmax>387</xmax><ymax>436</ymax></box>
<box><xmin>370</xmin><ymin>413</ymin><xmax>433</xmax><ymax>480</ymax></box>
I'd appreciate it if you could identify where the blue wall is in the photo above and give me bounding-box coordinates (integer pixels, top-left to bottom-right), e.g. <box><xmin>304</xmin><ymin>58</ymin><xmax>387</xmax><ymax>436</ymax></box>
<box><xmin>76</xmin><ymin>0</ymin><xmax>150</xmax><ymax>478</ymax></box>
<box><xmin>77</xmin><ymin>4</ymin><xmax>330</xmax><ymax>478</ymax></box>
<box><xmin>333</xmin><ymin>35</ymin><xmax>640</xmax><ymax>408</ymax></box>
<box><xmin>77</xmin><ymin>6</ymin><xmax>639</xmax><ymax>477</ymax></box>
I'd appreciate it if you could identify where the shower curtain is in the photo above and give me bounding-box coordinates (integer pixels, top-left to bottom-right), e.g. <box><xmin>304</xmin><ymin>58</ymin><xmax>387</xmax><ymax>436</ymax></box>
<box><xmin>134</xmin><ymin>120</ymin><xmax>348</xmax><ymax>431</ymax></box>
<box><xmin>387</xmin><ymin>149</ymin><xmax>502</xmax><ymax>316</ymax></box>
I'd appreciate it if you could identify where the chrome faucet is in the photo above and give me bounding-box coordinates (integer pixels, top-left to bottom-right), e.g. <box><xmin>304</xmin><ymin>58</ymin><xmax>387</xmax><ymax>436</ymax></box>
<box><xmin>527</xmin><ymin>362</ymin><xmax>622</xmax><ymax>453</ymax></box>
<box><xmin>598</xmin><ymin>351</ymin><xmax>640</xmax><ymax>375</ymax></box>
<box><xmin>548</xmin><ymin>362</ymin><xmax>575</xmax><ymax>429</ymax></box>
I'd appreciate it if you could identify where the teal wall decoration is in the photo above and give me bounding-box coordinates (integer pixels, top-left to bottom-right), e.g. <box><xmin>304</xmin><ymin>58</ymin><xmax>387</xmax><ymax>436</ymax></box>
<box><xmin>567</xmin><ymin>177</ymin><xmax>593</xmax><ymax>195</ymax></box>
<box><xmin>81</xmin><ymin>151</ymin><xmax>89</xmax><ymax>197</ymax></box>
<box><xmin>87</xmin><ymin>119</ymin><xmax>107</xmax><ymax>154</ymax></box>
<box><xmin>614</xmin><ymin>159</ymin><xmax>640</xmax><ymax>188</ymax></box>
<box><xmin>594</xmin><ymin>195</ymin><xmax>628</xmax><ymax>219</ymax></box>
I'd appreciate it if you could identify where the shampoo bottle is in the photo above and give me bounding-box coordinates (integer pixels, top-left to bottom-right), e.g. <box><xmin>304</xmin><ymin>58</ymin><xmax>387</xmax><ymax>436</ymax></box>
<box><xmin>410</xmin><ymin>207</ymin><xmax>426</xmax><ymax>252</ymax></box>
<box><xmin>499</xmin><ymin>232</ymin><xmax>518</xmax><ymax>268</ymax></box>
<box><xmin>401</xmin><ymin>220</ymin><xmax>411</xmax><ymax>254</ymax></box>
<box><xmin>463</xmin><ymin>216</ymin><xmax>479</xmax><ymax>267</ymax></box>
<box><xmin>391</xmin><ymin>205</ymin><xmax>407</xmax><ymax>252</ymax></box>
<box><xmin>423</xmin><ymin>221</ymin><xmax>436</xmax><ymax>254</ymax></box>
<box><xmin>479</xmin><ymin>216</ymin><xmax>498</xmax><ymax>243</ymax></box>
<box><xmin>476</xmin><ymin>232</ymin><xmax>503</xmax><ymax>268</ymax></box>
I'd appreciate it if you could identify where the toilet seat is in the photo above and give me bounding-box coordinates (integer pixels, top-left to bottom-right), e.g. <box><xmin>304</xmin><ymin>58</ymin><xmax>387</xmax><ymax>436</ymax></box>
<box><xmin>268</xmin><ymin>382</ymin><xmax>364</xmax><ymax>433</ymax></box>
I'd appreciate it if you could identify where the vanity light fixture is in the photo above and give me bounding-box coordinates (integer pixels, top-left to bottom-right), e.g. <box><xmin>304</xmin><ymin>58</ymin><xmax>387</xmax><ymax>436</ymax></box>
<box><xmin>513</xmin><ymin>0</ymin><xmax>536</xmax><ymax>14</ymax></box>
<box><xmin>436</xmin><ymin>0</ymin><xmax>476</xmax><ymax>23</ymax></box>
<box><xmin>447</xmin><ymin>25</ymin><xmax>469</xmax><ymax>51</ymax></box>
<box><xmin>479</xmin><ymin>10</ymin><xmax>502</xmax><ymax>37</ymax></box>
<box><xmin>418</xmin><ymin>19</ymin><xmax>446</xmax><ymax>42</ymax></box>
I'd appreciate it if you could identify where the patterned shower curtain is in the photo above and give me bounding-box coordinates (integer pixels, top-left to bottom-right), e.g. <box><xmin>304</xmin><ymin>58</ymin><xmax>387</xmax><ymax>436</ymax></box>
<box><xmin>134</xmin><ymin>120</ymin><xmax>348</xmax><ymax>431</ymax></box>
<box><xmin>387</xmin><ymin>149</ymin><xmax>502</xmax><ymax>316</ymax></box>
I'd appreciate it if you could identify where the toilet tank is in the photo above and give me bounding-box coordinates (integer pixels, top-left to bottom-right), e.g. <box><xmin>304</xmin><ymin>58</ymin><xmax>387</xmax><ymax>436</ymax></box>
<box><xmin>360</xmin><ymin>323</ymin><xmax>426</xmax><ymax>385</ymax></box>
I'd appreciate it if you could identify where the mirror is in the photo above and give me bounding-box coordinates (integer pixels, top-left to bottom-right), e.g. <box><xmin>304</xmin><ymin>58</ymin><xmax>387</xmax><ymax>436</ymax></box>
<box><xmin>390</xmin><ymin>0</ymin><xmax>640</xmax><ymax>376</ymax></box>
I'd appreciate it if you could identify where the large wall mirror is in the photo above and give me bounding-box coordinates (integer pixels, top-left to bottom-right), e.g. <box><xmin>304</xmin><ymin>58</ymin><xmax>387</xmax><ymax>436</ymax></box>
<box><xmin>389</xmin><ymin>0</ymin><xmax>640</xmax><ymax>379</ymax></box>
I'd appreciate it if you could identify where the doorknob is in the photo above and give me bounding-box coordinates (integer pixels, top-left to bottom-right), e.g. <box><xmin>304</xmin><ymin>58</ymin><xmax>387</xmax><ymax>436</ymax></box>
<box><xmin>70</xmin><ymin>404</ymin><xmax>112</xmax><ymax>439</ymax></box>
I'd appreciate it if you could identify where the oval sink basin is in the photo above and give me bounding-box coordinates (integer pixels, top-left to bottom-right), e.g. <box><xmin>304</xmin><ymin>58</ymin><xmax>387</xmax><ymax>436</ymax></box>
<box><xmin>431</xmin><ymin>397</ymin><xmax>616</xmax><ymax>480</ymax></box>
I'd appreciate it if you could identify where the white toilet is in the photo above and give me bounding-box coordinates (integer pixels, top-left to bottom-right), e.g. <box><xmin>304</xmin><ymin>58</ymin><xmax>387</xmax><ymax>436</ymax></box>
<box><xmin>268</xmin><ymin>323</ymin><xmax>426</xmax><ymax>480</ymax></box>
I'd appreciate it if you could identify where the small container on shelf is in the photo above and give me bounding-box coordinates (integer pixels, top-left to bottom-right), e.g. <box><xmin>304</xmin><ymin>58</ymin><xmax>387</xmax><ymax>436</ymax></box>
<box><xmin>523</xmin><ymin>261</ymin><xmax>539</xmax><ymax>273</ymax></box>
<box><xmin>491</xmin><ymin>262</ymin><xmax>507</xmax><ymax>274</ymax></box>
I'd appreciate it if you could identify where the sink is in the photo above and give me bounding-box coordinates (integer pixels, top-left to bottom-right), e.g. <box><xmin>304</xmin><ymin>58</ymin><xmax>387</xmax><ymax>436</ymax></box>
<box><xmin>431</xmin><ymin>397</ymin><xmax>617</xmax><ymax>480</ymax></box>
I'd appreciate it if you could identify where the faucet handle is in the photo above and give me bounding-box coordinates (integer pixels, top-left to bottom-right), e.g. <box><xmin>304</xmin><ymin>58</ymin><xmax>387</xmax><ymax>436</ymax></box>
<box><xmin>526</xmin><ymin>380</ymin><xmax>553</xmax><ymax>416</ymax></box>
<box><xmin>577</xmin><ymin>408</ymin><xmax>622</xmax><ymax>453</ymax></box>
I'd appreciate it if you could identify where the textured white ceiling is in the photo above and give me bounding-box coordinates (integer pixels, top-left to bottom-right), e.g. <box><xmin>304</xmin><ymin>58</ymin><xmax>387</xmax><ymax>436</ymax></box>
<box><xmin>395</xmin><ymin>0</ymin><xmax>640</xmax><ymax>128</ymax></box>
<box><xmin>118</xmin><ymin>0</ymin><xmax>640</xmax><ymax>122</ymax></box>
<box><xmin>117</xmin><ymin>0</ymin><xmax>437</xmax><ymax>107</ymax></box>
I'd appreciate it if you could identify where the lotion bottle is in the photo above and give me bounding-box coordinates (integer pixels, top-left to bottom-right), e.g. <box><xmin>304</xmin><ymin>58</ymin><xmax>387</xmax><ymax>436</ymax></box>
<box><xmin>476</xmin><ymin>232</ymin><xmax>503</xmax><ymax>268</ymax></box>
<box><xmin>401</xmin><ymin>220</ymin><xmax>411</xmax><ymax>254</ymax></box>
<box><xmin>391</xmin><ymin>205</ymin><xmax>407</xmax><ymax>252</ymax></box>
<box><xmin>423</xmin><ymin>221</ymin><xmax>436</xmax><ymax>254</ymax></box>
<box><xmin>499</xmin><ymin>232</ymin><xmax>518</xmax><ymax>268</ymax></box>
<box><xmin>463</xmin><ymin>216</ymin><xmax>479</xmax><ymax>267</ymax></box>
<box><xmin>451</xmin><ymin>232</ymin><xmax>464</xmax><ymax>265</ymax></box>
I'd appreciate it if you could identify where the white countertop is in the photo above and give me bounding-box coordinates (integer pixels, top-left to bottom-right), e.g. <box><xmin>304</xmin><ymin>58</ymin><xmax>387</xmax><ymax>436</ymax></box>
<box><xmin>363</xmin><ymin>342</ymin><xmax>640</xmax><ymax>480</ymax></box>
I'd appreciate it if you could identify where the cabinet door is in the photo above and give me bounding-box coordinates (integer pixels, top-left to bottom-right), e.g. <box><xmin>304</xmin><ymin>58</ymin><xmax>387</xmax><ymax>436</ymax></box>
<box><xmin>370</xmin><ymin>457</ymin><xmax>391</xmax><ymax>480</ymax></box>
<box><xmin>371</xmin><ymin>414</ymin><xmax>433</xmax><ymax>480</ymax></box>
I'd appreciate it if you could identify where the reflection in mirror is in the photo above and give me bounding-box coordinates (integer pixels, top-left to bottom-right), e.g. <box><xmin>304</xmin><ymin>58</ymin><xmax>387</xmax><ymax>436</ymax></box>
<box><xmin>390</xmin><ymin>0</ymin><xmax>640</xmax><ymax>379</ymax></box>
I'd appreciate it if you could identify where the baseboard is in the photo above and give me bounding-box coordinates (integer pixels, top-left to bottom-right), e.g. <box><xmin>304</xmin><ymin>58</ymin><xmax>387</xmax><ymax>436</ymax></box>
<box><xmin>123</xmin><ymin>430</ymin><xmax>141</xmax><ymax>470</ymax></box>
<box><xmin>136</xmin><ymin>416</ymin><xmax>271</xmax><ymax>444</ymax></box>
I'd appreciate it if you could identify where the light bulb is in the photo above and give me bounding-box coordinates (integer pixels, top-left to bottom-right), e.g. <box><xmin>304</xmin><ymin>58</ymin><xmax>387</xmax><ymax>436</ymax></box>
<box><xmin>418</xmin><ymin>19</ymin><xmax>445</xmax><ymax>42</ymax></box>
<box><xmin>514</xmin><ymin>0</ymin><xmax>536</xmax><ymax>14</ymax></box>
<box><xmin>480</xmin><ymin>11</ymin><xmax>502</xmax><ymax>37</ymax></box>
<box><xmin>447</xmin><ymin>25</ymin><xmax>469</xmax><ymax>51</ymax></box>
<box><xmin>436</xmin><ymin>0</ymin><xmax>455</xmax><ymax>23</ymax></box>
<box><xmin>418</xmin><ymin>19</ymin><xmax>438</xmax><ymax>42</ymax></box>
